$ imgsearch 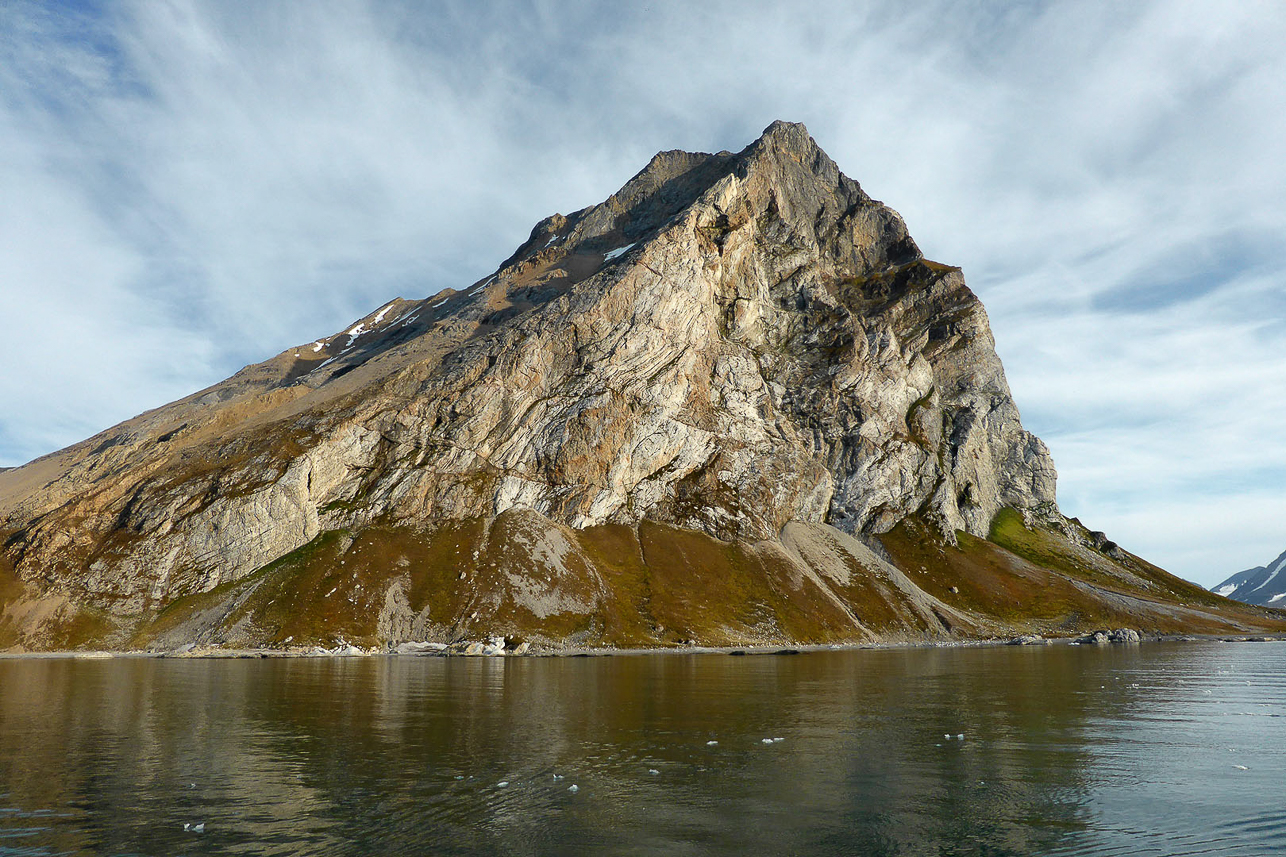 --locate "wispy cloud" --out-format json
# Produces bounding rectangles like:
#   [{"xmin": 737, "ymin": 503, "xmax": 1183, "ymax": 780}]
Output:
[{"xmin": 2, "ymin": 0, "xmax": 1282, "ymax": 584}]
